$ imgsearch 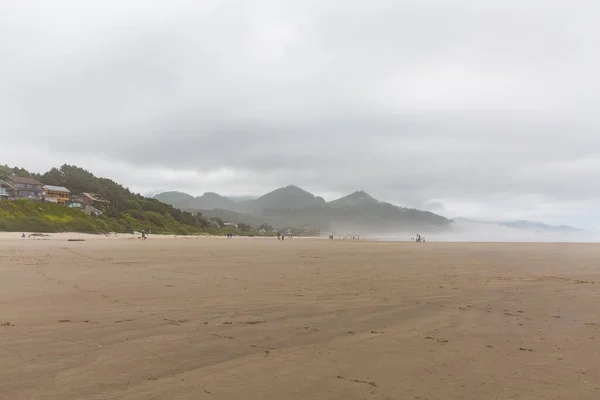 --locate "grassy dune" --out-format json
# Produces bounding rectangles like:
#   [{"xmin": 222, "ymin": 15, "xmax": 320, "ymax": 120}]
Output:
[{"xmin": 0, "ymin": 200, "xmax": 231, "ymax": 235}]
